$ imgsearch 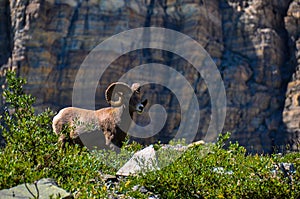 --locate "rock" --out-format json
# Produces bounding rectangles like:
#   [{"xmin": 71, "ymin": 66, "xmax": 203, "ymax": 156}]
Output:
[
  {"xmin": 116, "ymin": 145, "xmax": 157, "ymax": 176},
  {"xmin": 282, "ymin": 0, "xmax": 300, "ymax": 150},
  {"xmin": 158, "ymin": 140, "xmax": 205, "ymax": 151},
  {"xmin": 132, "ymin": 185, "xmax": 160, "ymax": 199},
  {"xmin": 100, "ymin": 173, "xmax": 118, "ymax": 183},
  {"xmin": 0, "ymin": 178, "xmax": 73, "ymax": 199},
  {"xmin": 212, "ymin": 167, "xmax": 234, "ymax": 175},
  {"xmin": 160, "ymin": 144, "xmax": 188, "ymax": 151},
  {"xmin": 280, "ymin": 163, "xmax": 296, "ymax": 174},
  {"xmin": 138, "ymin": 186, "xmax": 148, "ymax": 194},
  {"xmin": 0, "ymin": 0, "xmax": 10, "ymax": 66},
  {"xmin": 271, "ymin": 163, "xmax": 296, "ymax": 183},
  {"xmin": 265, "ymin": 114, "xmax": 281, "ymax": 131},
  {"xmin": 188, "ymin": 140, "xmax": 205, "ymax": 148}
]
